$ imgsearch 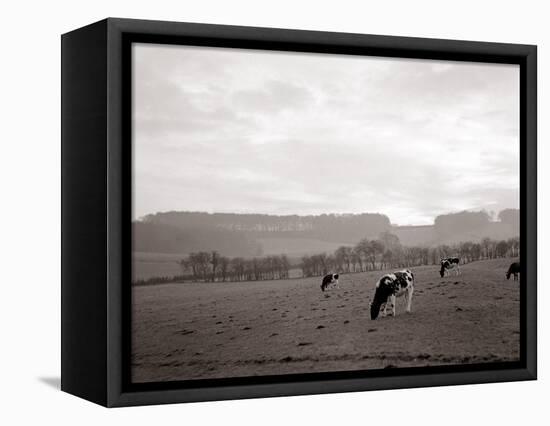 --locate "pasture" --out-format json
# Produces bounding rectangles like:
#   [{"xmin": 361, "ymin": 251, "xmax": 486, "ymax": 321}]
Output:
[
  {"xmin": 133, "ymin": 252, "xmax": 184, "ymax": 281},
  {"xmin": 131, "ymin": 257, "xmax": 520, "ymax": 383}
]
